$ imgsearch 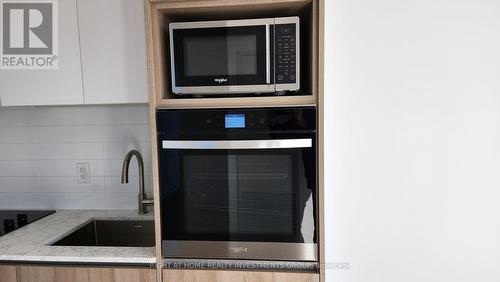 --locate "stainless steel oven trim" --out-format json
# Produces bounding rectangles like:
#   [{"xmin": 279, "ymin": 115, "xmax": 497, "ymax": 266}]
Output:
[
  {"xmin": 162, "ymin": 138, "xmax": 312, "ymax": 150},
  {"xmin": 163, "ymin": 240, "xmax": 318, "ymax": 262},
  {"xmin": 169, "ymin": 17, "xmax": 300, "ymax": 95}
]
